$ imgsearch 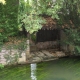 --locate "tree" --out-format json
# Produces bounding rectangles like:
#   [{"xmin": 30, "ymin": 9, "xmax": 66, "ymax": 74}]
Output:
[
  {"xmin": 0, "ymin": 0, "xmax": 19, "ymax": 45},
  {"xmin": 57, "ymin": 0, "xmax": 80, "ymax": 54},
  {"xmin": 18, "ymin": 0, "xmax": 64, "ymax": 34}
]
